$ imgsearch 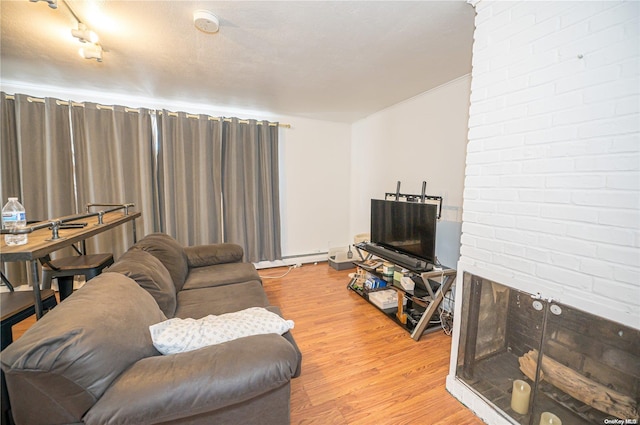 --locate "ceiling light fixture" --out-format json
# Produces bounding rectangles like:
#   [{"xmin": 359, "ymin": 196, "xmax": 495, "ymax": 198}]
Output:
[
  {"xmin": 29, "ymin": 0, "xmax": 58, "ymax": 9},
  {"xmin": 79, "ymin": 43, "xmax": 102, "ymax": 62},
  {"xmin": 71, "ymin": 22, "xmax": 99, "ymax": 44},
  {"xmin": 193, "ymin": 10, "xmax": 219, "ymax": 34},
  {"xmin": 30, "ymin": 0, "xmax": 106, "ymax": 62}
]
